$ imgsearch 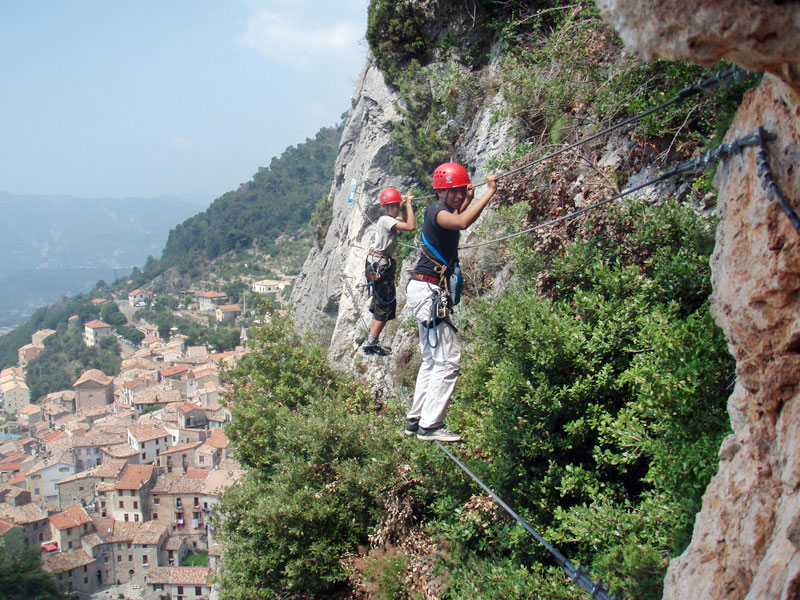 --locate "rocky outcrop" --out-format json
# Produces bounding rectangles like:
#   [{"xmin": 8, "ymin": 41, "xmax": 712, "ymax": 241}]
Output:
[
  {"xmin": 597, "ymin": 1, "xmax": 800, "ymax": 598},
  {"xmin": 290, "ymin": 59, "xmax": 412, "ymax": 356}
]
